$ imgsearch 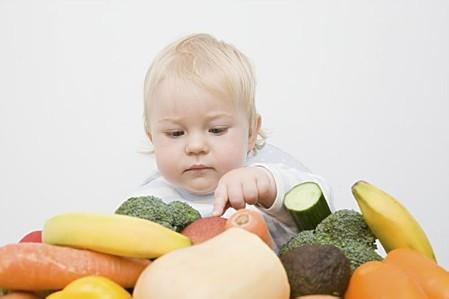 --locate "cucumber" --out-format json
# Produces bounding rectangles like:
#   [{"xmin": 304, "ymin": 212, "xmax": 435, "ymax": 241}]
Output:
[{"xmin": 283, "ymin": 182, "xmax": 331, "ymax": 231}]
